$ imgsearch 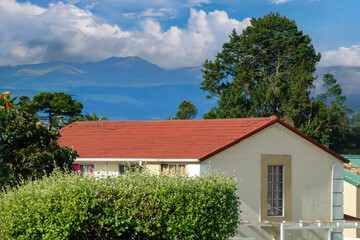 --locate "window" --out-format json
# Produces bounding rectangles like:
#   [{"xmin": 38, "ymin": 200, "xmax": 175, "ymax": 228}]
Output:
[
  {"xmin": 267, "ymin": 165, "xmax": 283, "ymax": 216},
  {"xmin": 75, "ymin": 164, "xmax": 94, "ymax": 175},
  {"xmin": 161, "ymin": 164, "xmax": 186, "ymax": 176},
  {"xmin": 261, "ymin": 154, "xmax": 291, "ymax": 222},
  {"xmin": 119, "ymin": 164, "xmax": 142, "ymax": 174}
]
